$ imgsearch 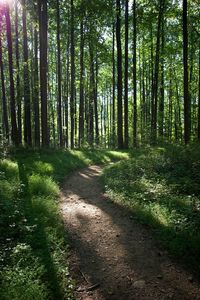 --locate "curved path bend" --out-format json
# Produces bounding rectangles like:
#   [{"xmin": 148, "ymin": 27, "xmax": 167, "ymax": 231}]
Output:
[{"xmin": 60, "ymin": 165, "xmax": 200, "ymax": 300}]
